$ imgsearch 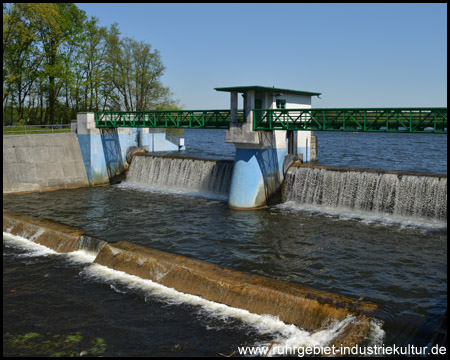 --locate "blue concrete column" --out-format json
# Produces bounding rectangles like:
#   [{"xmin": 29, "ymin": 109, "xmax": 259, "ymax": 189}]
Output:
[
  {"xmin": 76, "ymin": 113, "xmax": 109, "ymax": 185},
  {"xmin": 225, "ymin": 90, "xmax": 291, "ymax": 209},
  {"xmin": 76, "ymin": 113, "xmax": 139, "ymax": 185},
  {"xmin": 76, "ymin": 114, "xmax": 187, "ymax": 186},
  {"xmin": 229, "ymin": 145, "xmax": 287, "ymax": 209}
]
